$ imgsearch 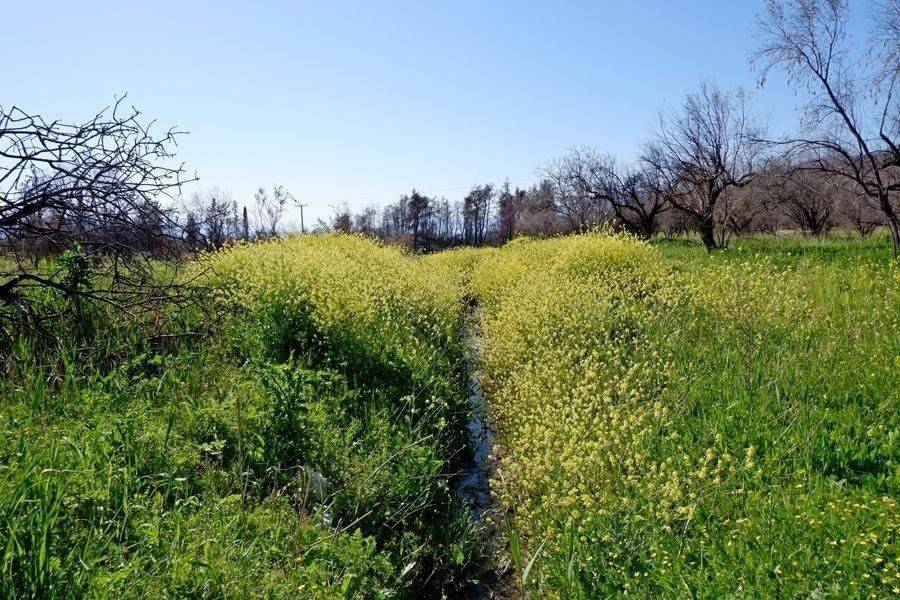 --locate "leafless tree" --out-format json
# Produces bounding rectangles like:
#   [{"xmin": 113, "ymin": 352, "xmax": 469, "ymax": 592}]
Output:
[
  {"xmin": 764, "ymin": 161, "xmax": 844, "ymax": 235},
  {"xmin": 328, "ymin": 203, "xmax": 353, "ymax": 233},
  {"xmin": 185, "ymin": 186, "xmax": 235, "ymax": 250},
  {"xmin": 433, "ymin": 197, "xmax": 459, "ymax": 242},
  {"xmin": 0, "ymin": 98, "xmax": 197, "ymax": 333},
  {"xmin": 406, "ymin": 189, "xmax": 432, "ymax": 251},
  {"xmin": 252, "ymin": 184, "xmax": 291, "ymax": 238},
  {"xmin": 463, "ymin": 184, "xmax": 493, "ymax": 245},
  {"xmin": 607, "ymin": 161, "xmax": 671, "ymax": 239},
  {"xmin": 353, "ymin": 204, "xmax": 379, "ymax": 236},
  {"xmin": 644, "ymin": 82, "xmax": 767, "ymax": 251},
  {"xmin": 721, "ymin": 178, "xmax": 778, "ymax": 238},
  {"xmin": 517, "ymin": 180, "xmax": 562, "ymax": 237},
  {"xmin": 540, "ymin": 149, "xmax": 610, "ymax": 232},
  {"xmin": 844, "ymin": 193, "xmax": 886, "ymax": 236},
  {"xmin": 754, "ymin": 0, "xmax": 900, "ymax": 253},
  {"xmin": 496, "ymin": 179, "xmax": 525, "ymax": 242},
  {"xmin": 542, "ymin": 147, "xmax": 670, "ymax": 239},
  {"xmin": 871, "ymin": 0, "xmax": 900, "ymax": 86}
]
